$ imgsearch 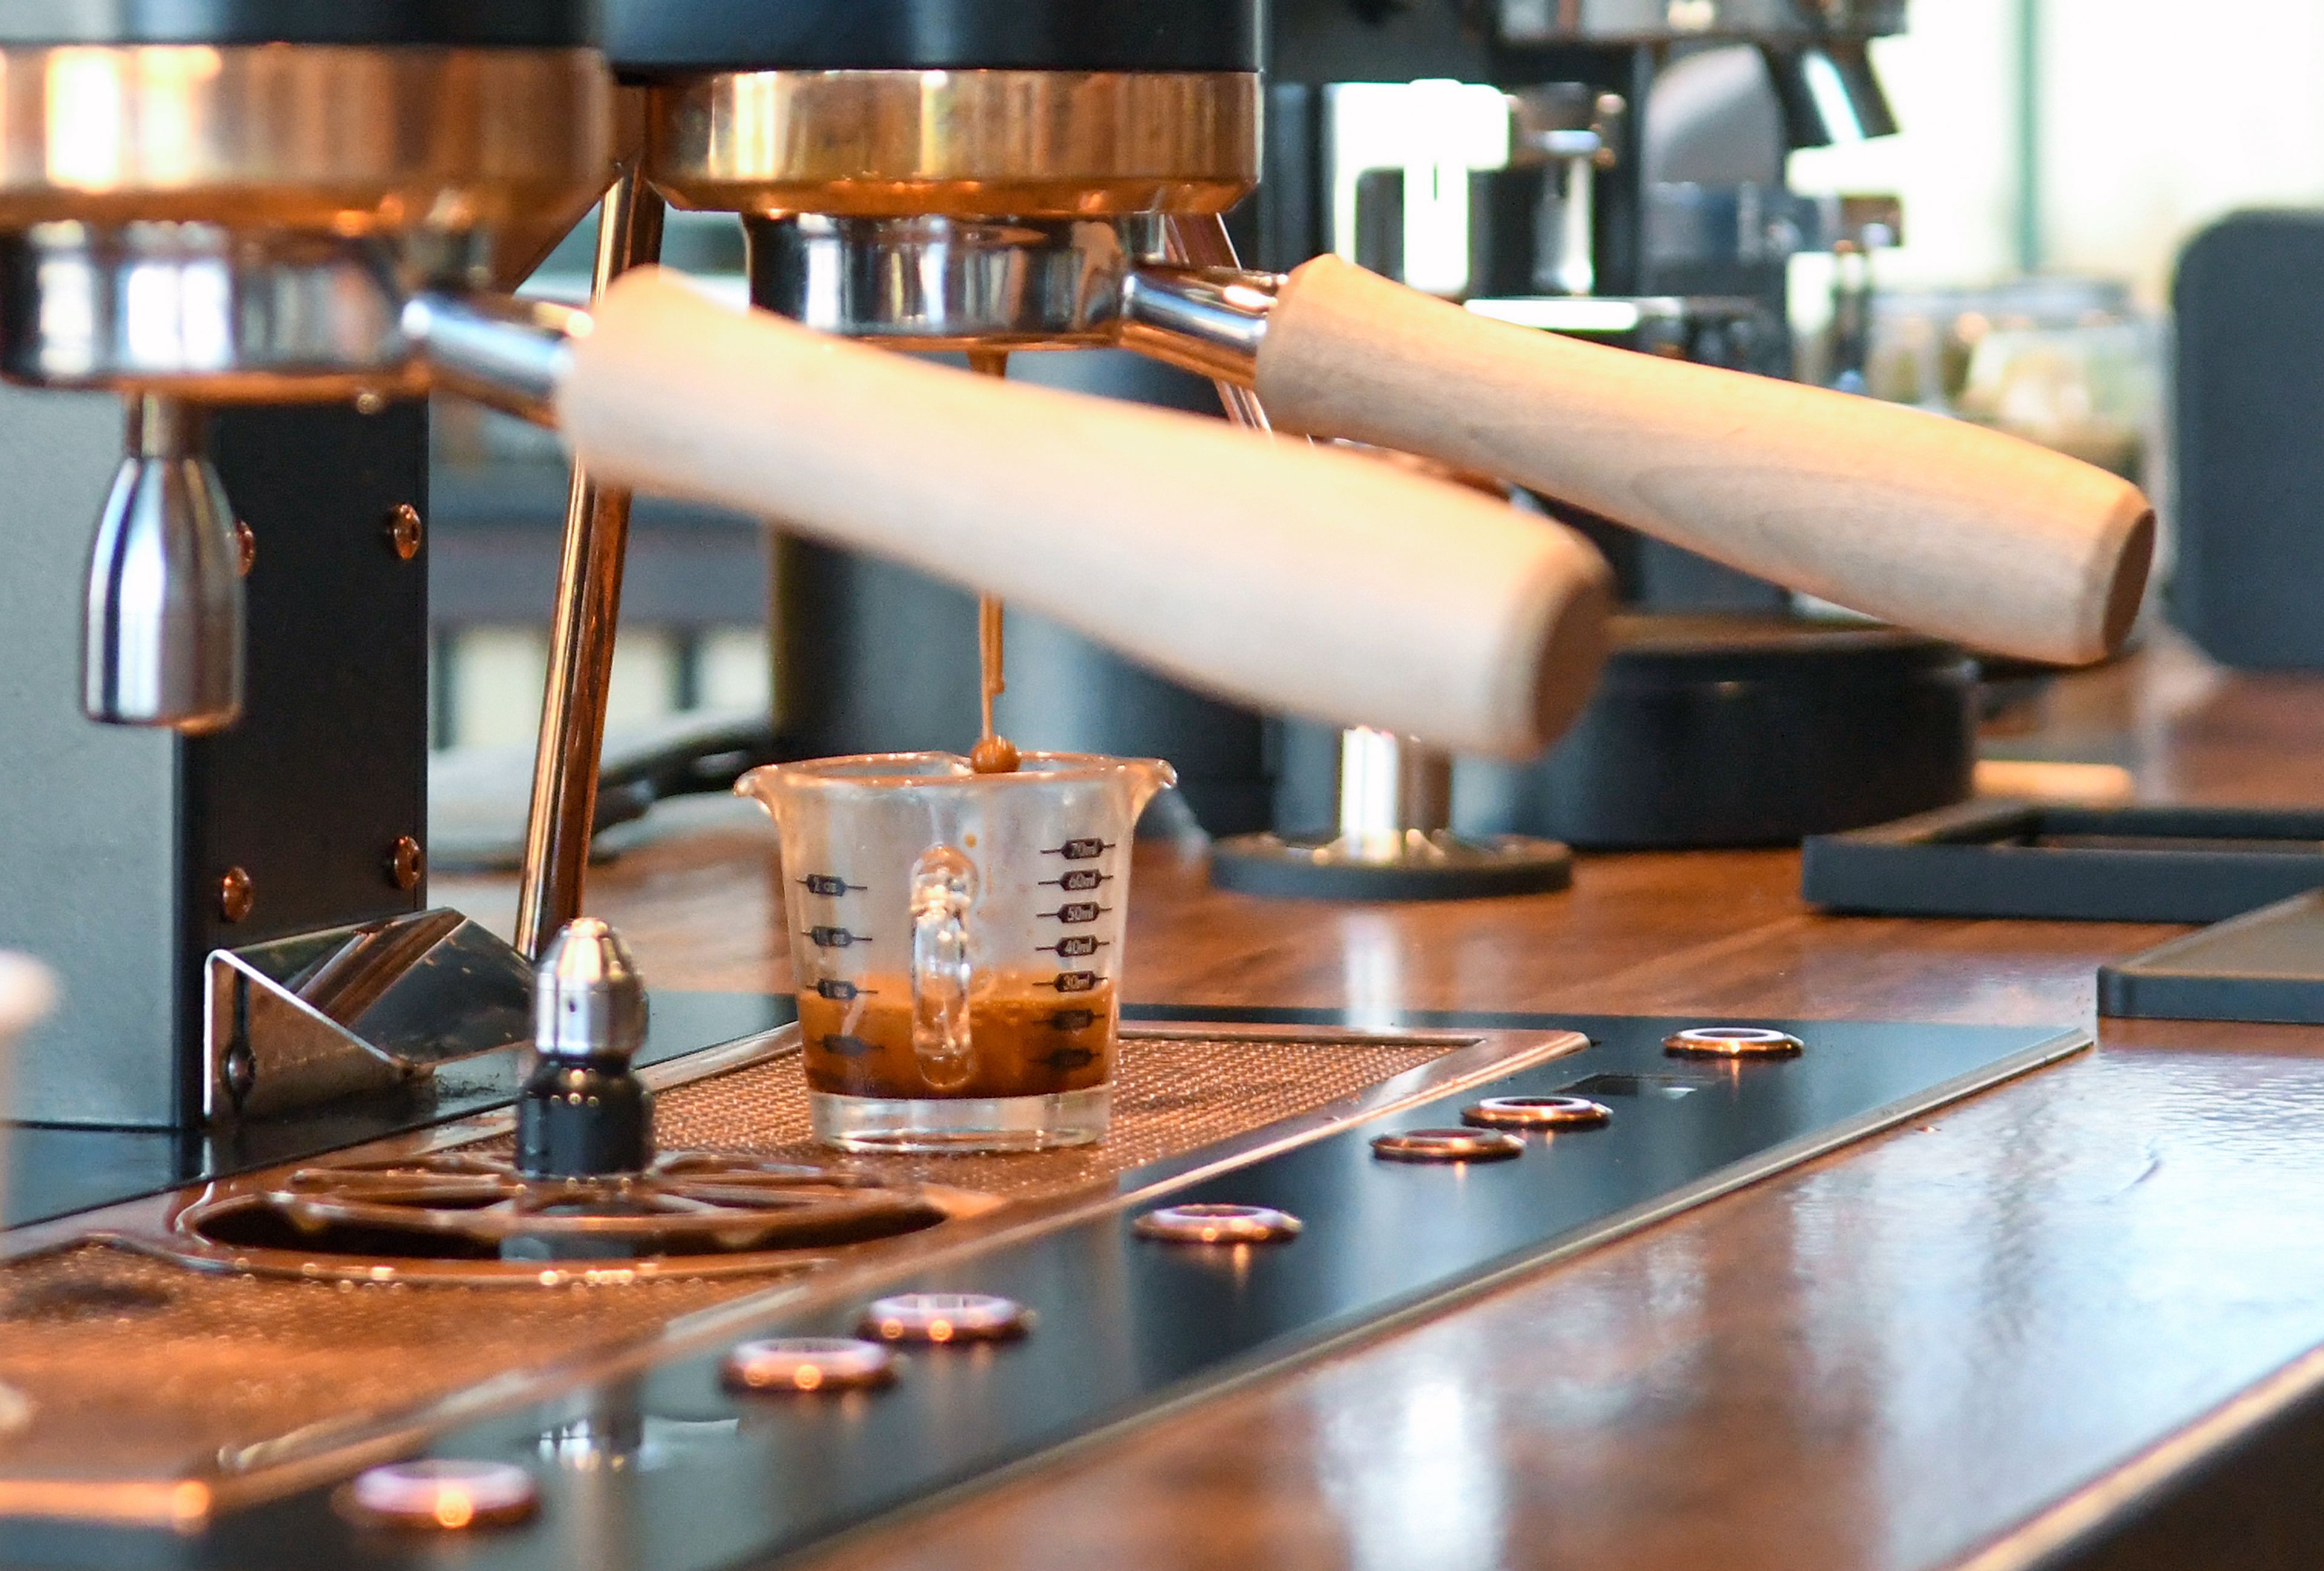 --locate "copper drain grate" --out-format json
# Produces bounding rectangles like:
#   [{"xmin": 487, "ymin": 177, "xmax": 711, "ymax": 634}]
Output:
[{"xmin": 0, "ymin": 1028, "xmax": 1468, "ymax": 1520}]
